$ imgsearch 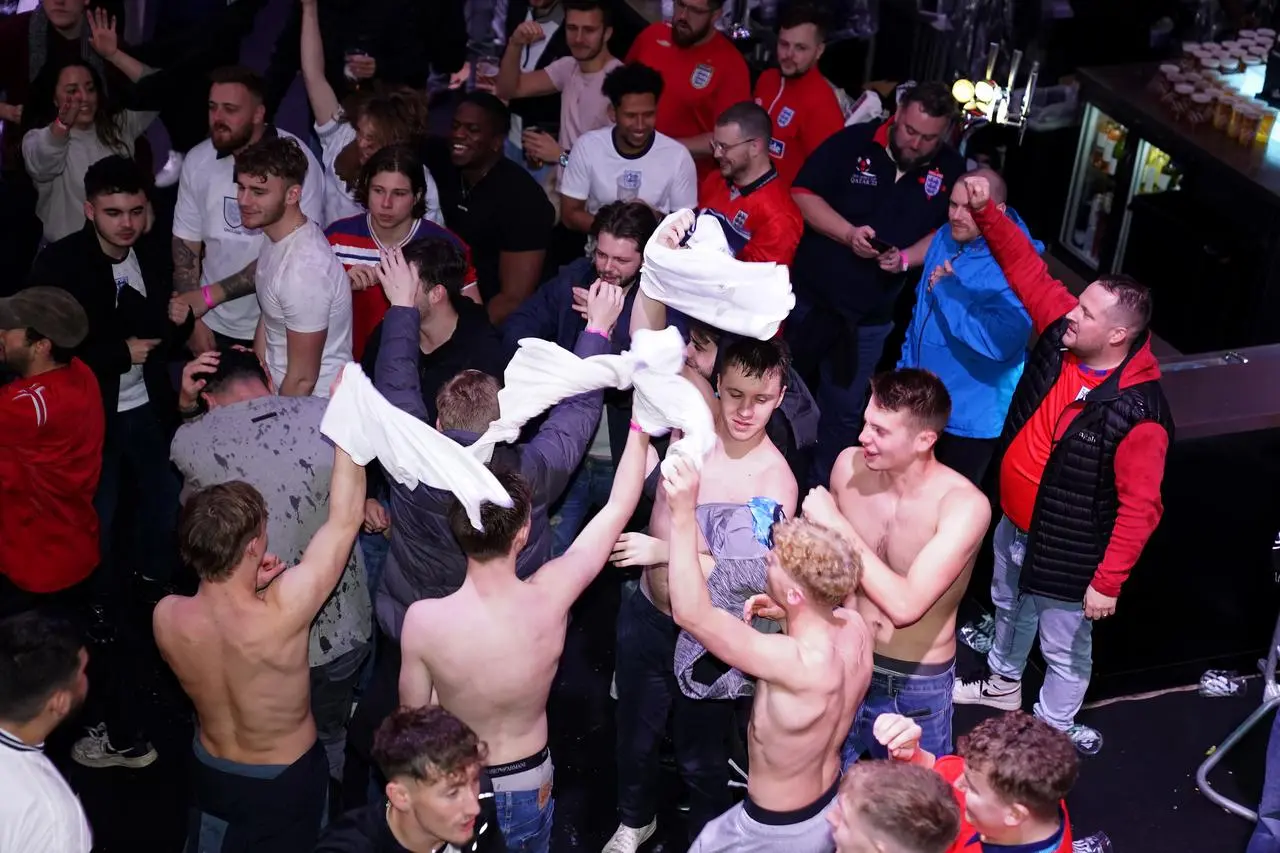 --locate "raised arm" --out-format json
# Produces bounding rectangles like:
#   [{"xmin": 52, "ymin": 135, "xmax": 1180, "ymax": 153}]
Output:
[
  {"xmin": 967, "ymin": 175, "xmax": 1076, "ymax": 335},
  {"xmin": 520, "ymin": 283, "xmax": 623, "ymax": 503},
  {"xmin": 495, "ymin": 22, "xmax": 558, "ymax": 100},
  {"xmin": 664, "ymin": 456, "xmax": 807, "ymax": 686},
  {"xmin": 21, "ymin": 122, "xmax": 73, "ymax": 182},
  {"xmin": 373, "ymin": 248, "xmax": 429, "ymax": 419},
  {"xmin": 813, "ymin": 464, "xmax": 990, "ymax": 628},
  {"xmin": 87, "ymin": 9, "xmax": 153, "ymax": 83},
  {"xmin": 534, "ymin": 427, "xmax": 650, "ymax": 610},
  {"xmin": 299, "ymin": 0, "xmax": 341, "ymax": 126},
  {"xmin": 272, "ymin": 444, "xmax": 366, "ymax": 631}
]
